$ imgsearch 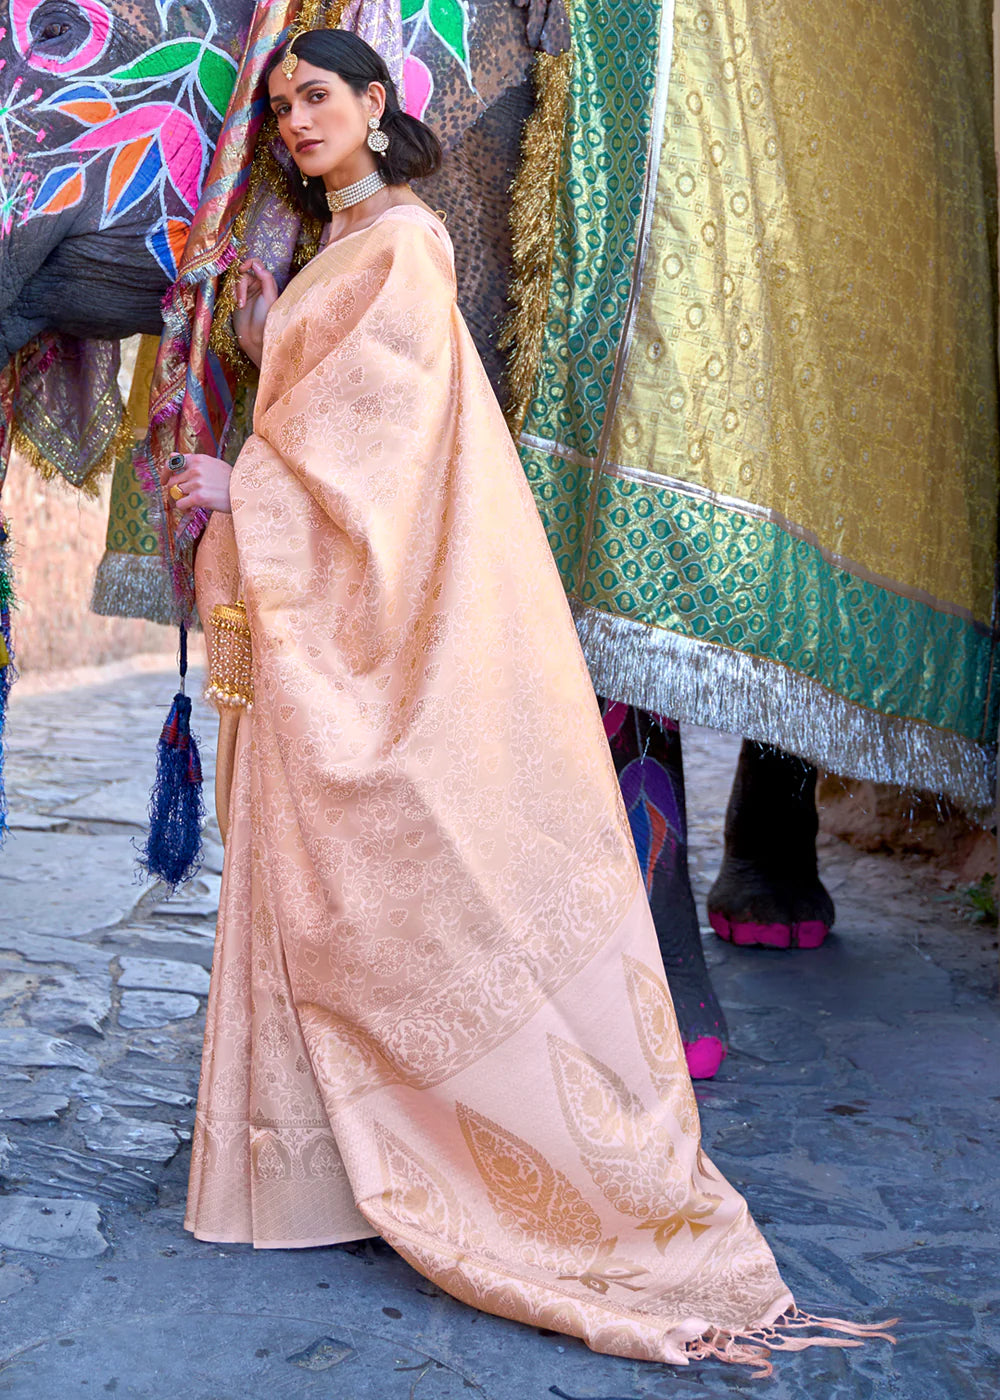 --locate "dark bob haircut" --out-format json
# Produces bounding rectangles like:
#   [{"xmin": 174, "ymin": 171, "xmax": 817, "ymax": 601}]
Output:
[{"xmin": 265, "ymin": 28, "xmax": 443, "ymax": 222}]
